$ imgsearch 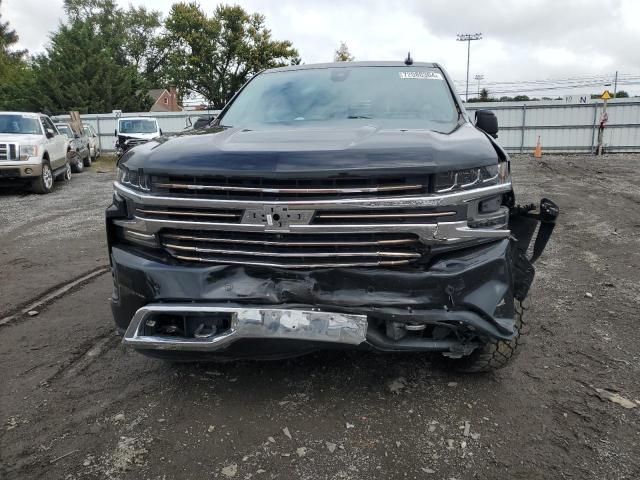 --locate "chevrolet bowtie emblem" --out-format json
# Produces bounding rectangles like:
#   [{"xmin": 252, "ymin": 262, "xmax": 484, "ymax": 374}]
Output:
[{"xmin": 242, "ymin": 206, "xmax": 315, "ymax": 231}]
